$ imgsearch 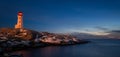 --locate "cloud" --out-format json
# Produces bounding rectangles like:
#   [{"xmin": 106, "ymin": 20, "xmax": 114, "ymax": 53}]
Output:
[
  {"xmin": 95, "ymin": 26, "xmax": 109, "ymax": 31},
  {"xmin": 64, "ymin": 28, "xmax": 110, "ymax": 36},
  {"xmin": 63, "ymin": 27, "xmax": 120, "ymax": 39},
  {"xmin": 103, "ymin": 30, "xmax": 120, "ymax": 39},
  {"xmin": 110, "ymin": 30, "xmax": 120, "ymax": 34}
]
